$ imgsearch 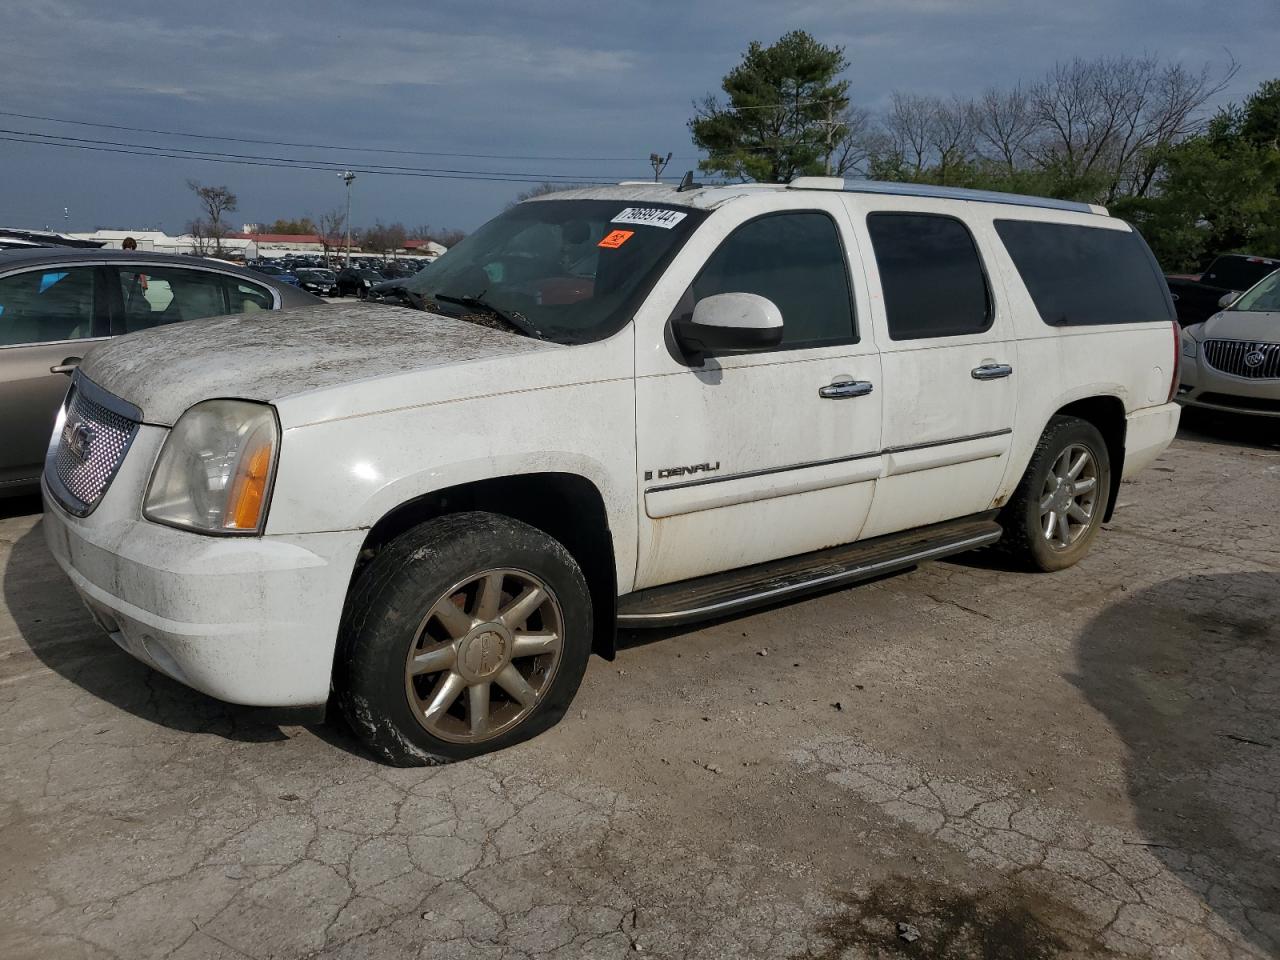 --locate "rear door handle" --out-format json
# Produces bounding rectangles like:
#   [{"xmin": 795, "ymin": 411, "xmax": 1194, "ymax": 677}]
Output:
[
  {"xmin": 50, "ymin": 357, "xmax": 81, "ymax": 376},
  {"xmin": 971, "ymin": 363, "xmax": 1013, "ymax": 381},
  {"xmin": 819, "ymin": 380, "xmax": 874, "ymax": 399}
]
